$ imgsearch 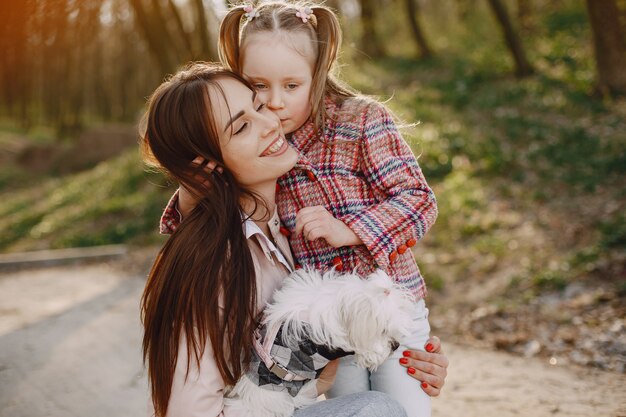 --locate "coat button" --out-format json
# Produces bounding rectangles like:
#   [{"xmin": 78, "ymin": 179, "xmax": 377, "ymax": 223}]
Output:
[
  {"xmin": 332, "ymin": 256, "xmax": 343, "ymax": 271},
  {"xmin": 279, "ymin": 226, "xmax": 291, "ymax": 237},
  {"xmin": 397, "ymin": 244, "xmax": 408, "ymax": 254},
  {"xmin": 306, "ymin": 170, "xmax": 317, "ymax": 181},
  {"xmin": 389, "ymin": 250, "xmax": 398, "ymax": 263},
  {"xmin": 406, "ymin": 238, "xmax": 417, "ymax": 247}
]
